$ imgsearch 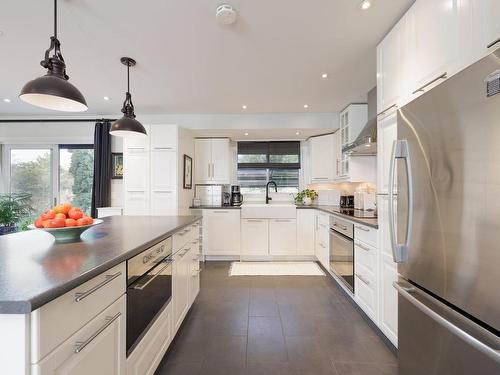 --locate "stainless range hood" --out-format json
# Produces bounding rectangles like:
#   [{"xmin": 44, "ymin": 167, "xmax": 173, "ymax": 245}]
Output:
[
  {"xmin": 342, "ymin": 87, "xmax": 377, "ymax": 155},
  {"xmin": 342, "ymin": 117, "xmax": 377, "ymax": 155}
]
